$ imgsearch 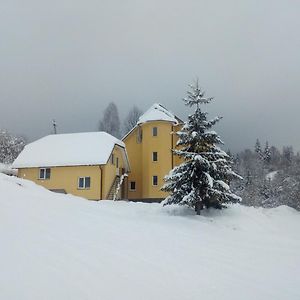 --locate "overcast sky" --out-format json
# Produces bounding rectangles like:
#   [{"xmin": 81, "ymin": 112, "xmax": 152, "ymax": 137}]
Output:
[{"xmin": 0, "ymin": 0, "xmax": 299, "ymax": 152}]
